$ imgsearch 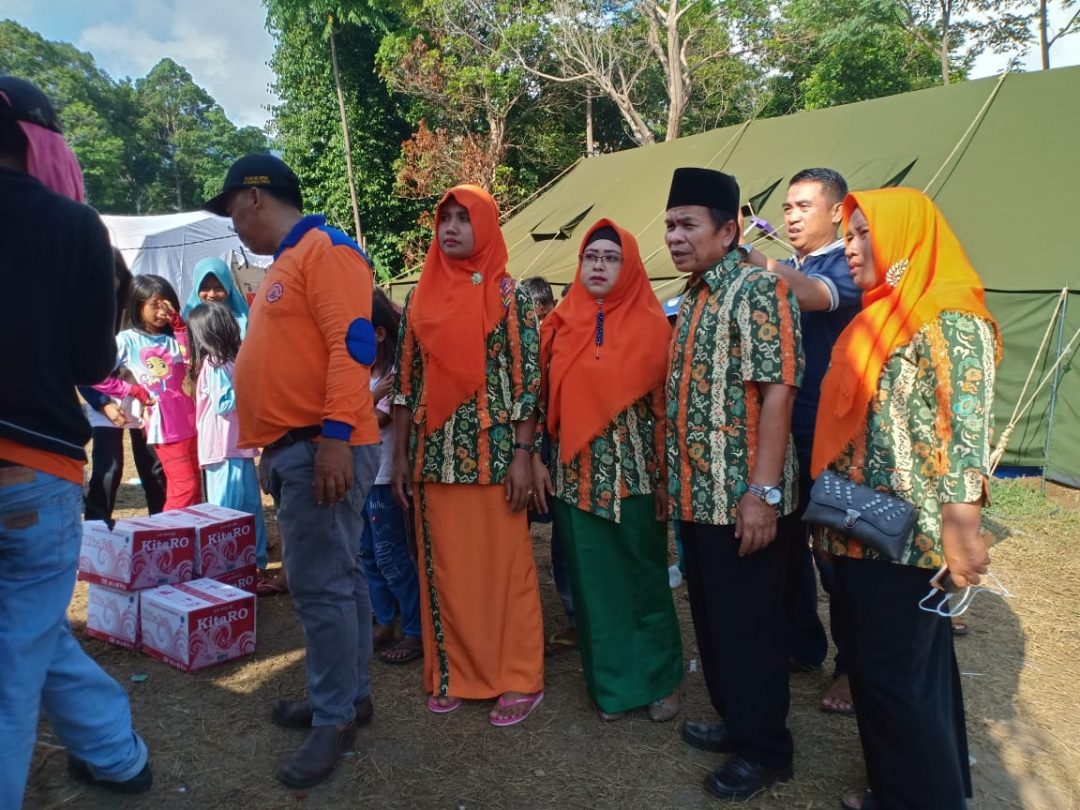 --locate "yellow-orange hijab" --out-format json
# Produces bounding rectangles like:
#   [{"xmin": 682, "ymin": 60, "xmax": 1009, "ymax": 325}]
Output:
[
  {"xmin": 540, "ymin": 219, "xmax": 671, "ymax": 462},
  {"xmin": 811, "ymin": 188, "xmax": 1000, "ymax": 477},
  {"xmin": 410, "ymin": 185, "xmax": 509, "ymax": 434}
]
